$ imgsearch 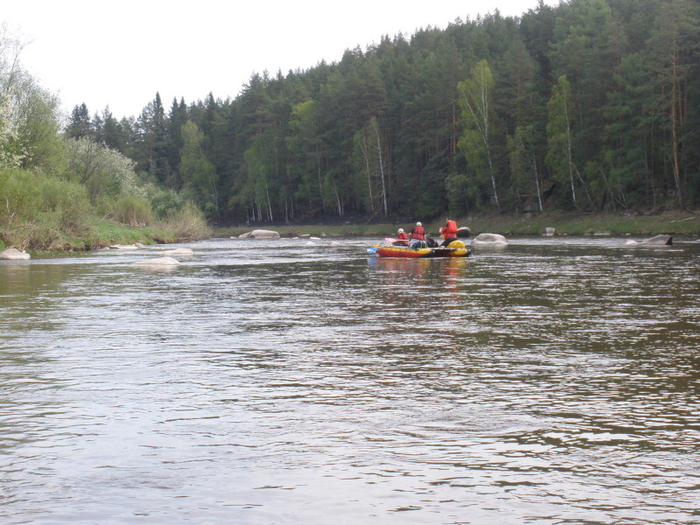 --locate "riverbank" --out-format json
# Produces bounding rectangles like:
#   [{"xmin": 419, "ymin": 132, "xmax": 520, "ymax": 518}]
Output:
[
  {"xmin": 0, "ymin": 215, "xmax": 212, "ymax": 254},
  {"xmin": 4, "ymin": 210, "xmax": 697, "ymax": 255},
  {"xmin": 215, "ymin": 211, "xmax": 700, "ymax": 239}
]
